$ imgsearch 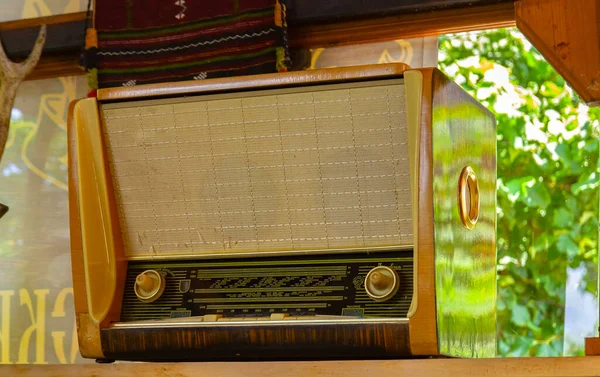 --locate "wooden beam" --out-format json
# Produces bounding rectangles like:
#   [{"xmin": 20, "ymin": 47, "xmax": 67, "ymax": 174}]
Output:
[
  {"xmin": 4, "ymin": 357, "xmax": 600, "ymax": 377},
  {"xmin": 25, "ymin": 49, "xmax": 83, "ymax": 81},
  {"xmin": 289, "ymin": 2, "xmax": 516, "ymax": 48},
  {"xmin": 586, "ymin": 337, "xmax": 600, "ymax": 356},
  {"xmin": 0, "ymin": 12, "xmax": 86, "ymax": 80},
  {"xmin": 515, "ymin": 0, "xmax": 600, "ymax": 106},
  {"xmin": 287, "ymin": 0, "xmax": 515, "ymax": 25},
  {"xmin": 0, "ymin": 3, "xmax": 515, "ymax": 81},
  {"xmin": 0, "ymin": 12, "xmax": 86, "ymax": 31}
]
